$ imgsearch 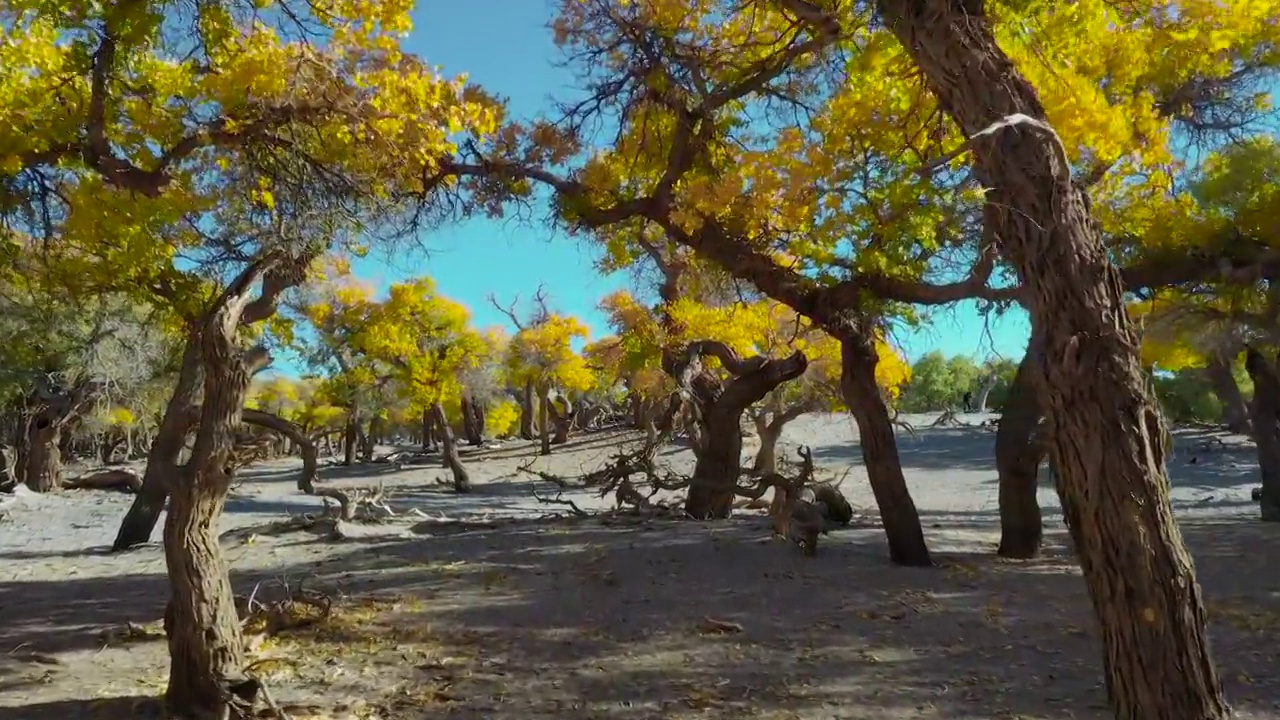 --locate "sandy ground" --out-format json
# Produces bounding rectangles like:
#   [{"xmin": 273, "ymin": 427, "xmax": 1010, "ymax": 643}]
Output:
[{"xmin": 0, "ymin": 411, "xmax": 1275, "ymax": 720}]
